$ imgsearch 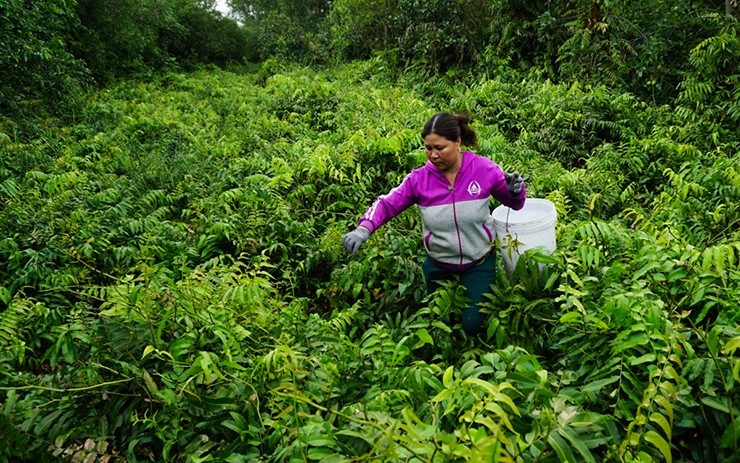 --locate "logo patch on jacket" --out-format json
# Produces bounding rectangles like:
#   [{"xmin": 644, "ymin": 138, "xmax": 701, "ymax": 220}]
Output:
[{"xmin": 467, "ymin": 181, "xmax": 481, "ymax": 196}]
